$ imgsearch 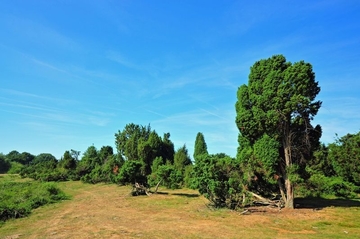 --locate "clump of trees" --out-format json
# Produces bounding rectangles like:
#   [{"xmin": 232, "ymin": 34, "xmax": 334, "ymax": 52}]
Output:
[
  {"xmin": 192, "ymin": 55, "xmax": 359, "ymax": 209},
  {"xmin": 3, "ymin": 124, "xmax": 192, "ymax": 194},
  {"xmin": 115, "ymin": 124, "xmax": 191, "ymax": 190},
  {"xmin": 2, "ymin": 54, "xmax": 359, "ymax": 211}
]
